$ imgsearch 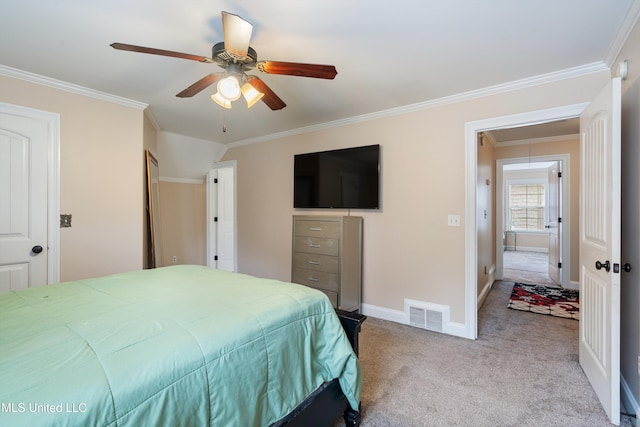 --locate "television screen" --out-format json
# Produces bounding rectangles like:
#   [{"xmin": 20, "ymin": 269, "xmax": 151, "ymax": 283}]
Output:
[{"xmin": 294, "ymin": 144, "xmax": 380, "ymax": 209}]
